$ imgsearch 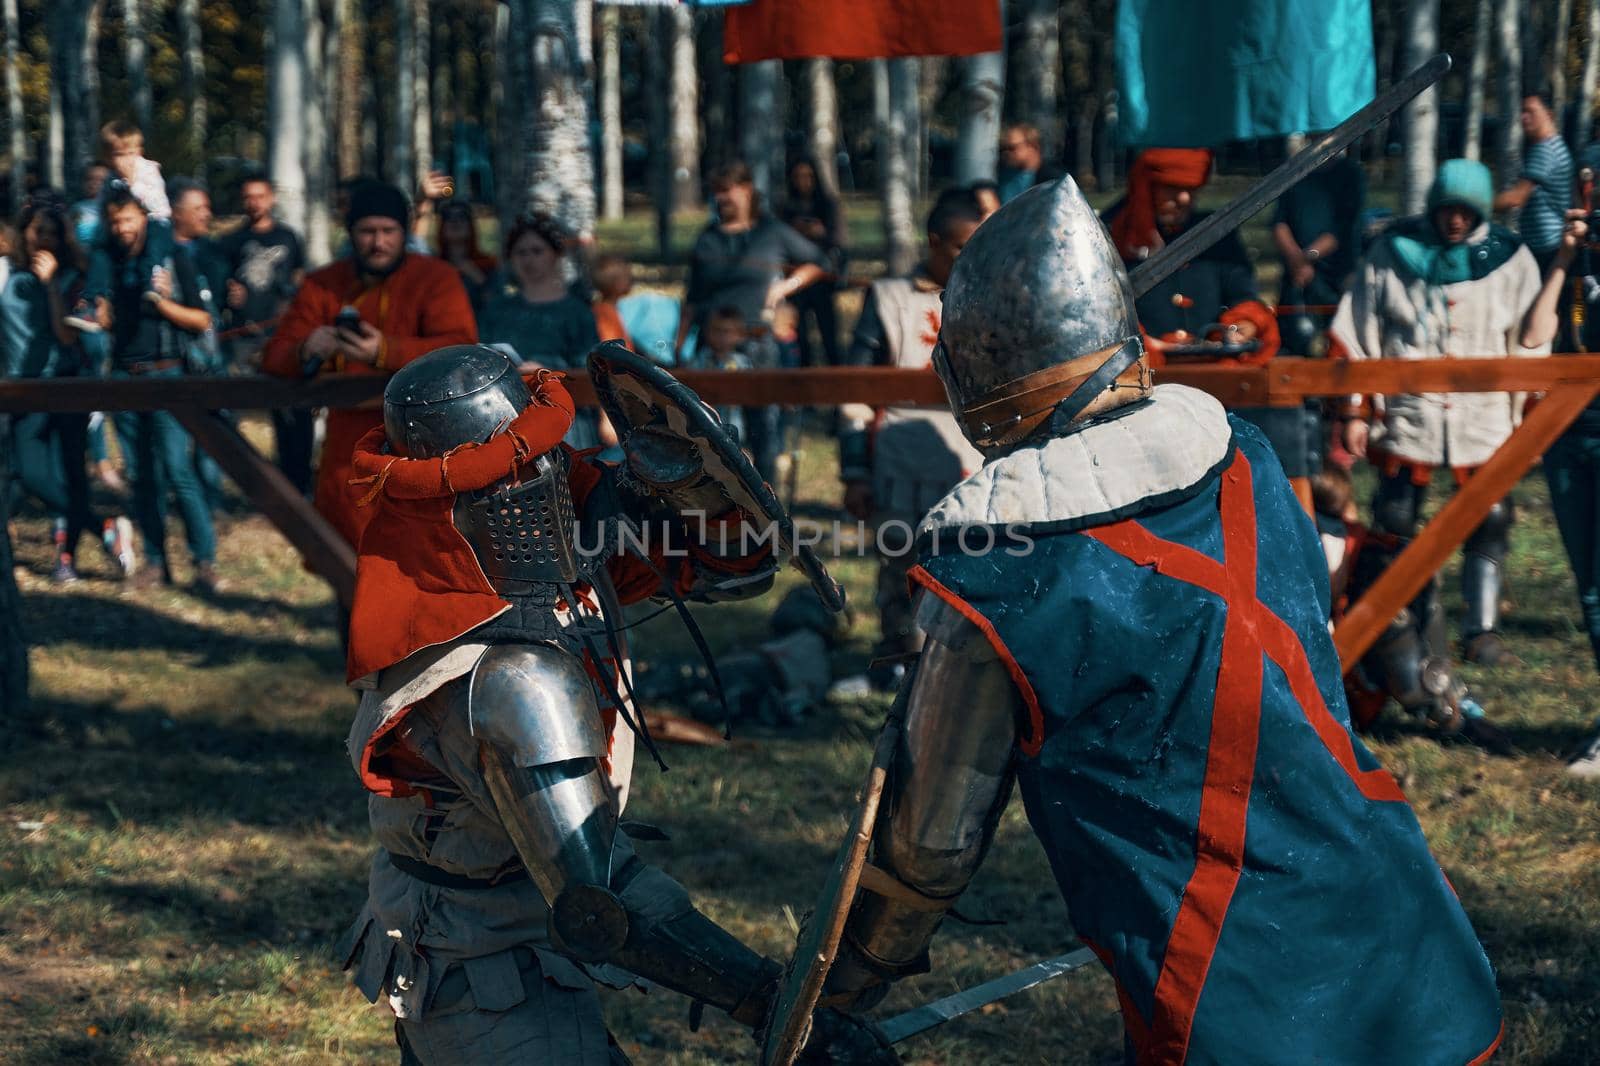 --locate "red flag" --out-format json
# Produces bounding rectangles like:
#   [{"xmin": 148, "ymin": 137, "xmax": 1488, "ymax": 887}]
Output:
[{"xmin": 724, "ymin": 0, "xmax": 1001, "ymax": 62}]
